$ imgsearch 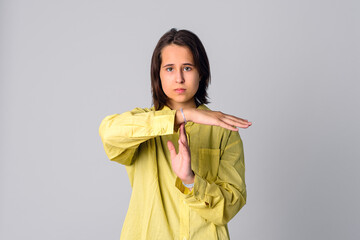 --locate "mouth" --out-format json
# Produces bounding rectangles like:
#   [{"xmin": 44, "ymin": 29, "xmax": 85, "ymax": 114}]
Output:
[{"xmin": 175, "ymin": 88, "xmax": 186, "ymax": 93}]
